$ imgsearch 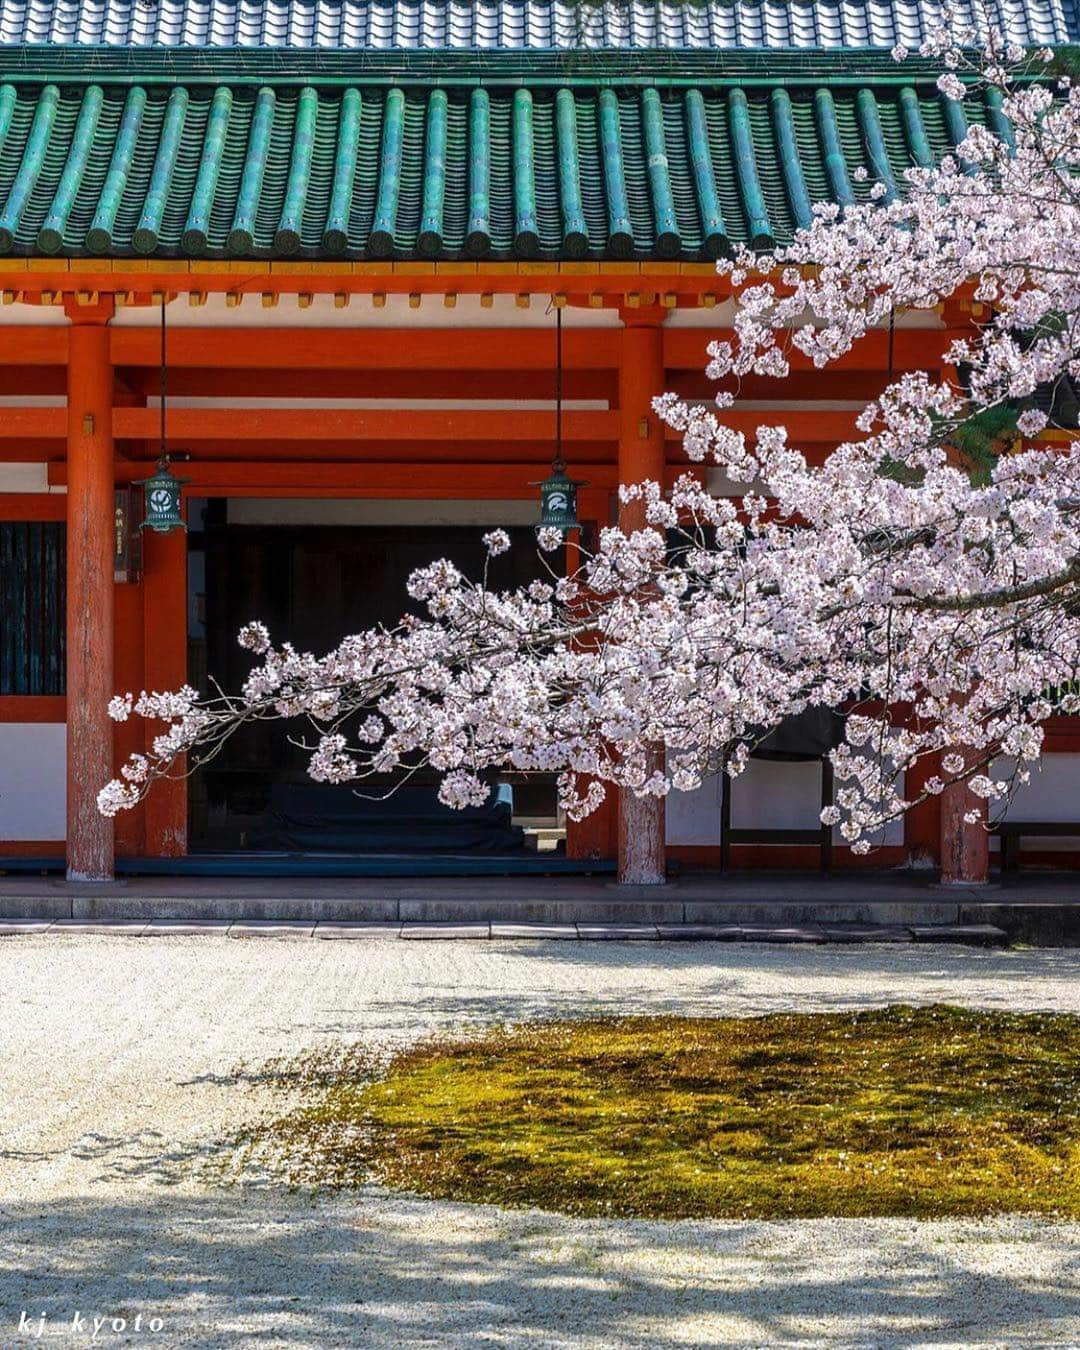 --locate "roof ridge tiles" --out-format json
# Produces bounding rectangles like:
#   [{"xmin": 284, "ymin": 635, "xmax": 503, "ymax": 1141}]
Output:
[{"xmin": 0, "ymin": 0, "xmax": 1075, "ymax": 52}]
